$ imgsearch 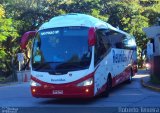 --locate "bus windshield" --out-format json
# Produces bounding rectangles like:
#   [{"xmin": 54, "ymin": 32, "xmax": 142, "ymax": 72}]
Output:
[{"xmin": 32, "ymin": 27, "xmax": 91, "ymax": 74}]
